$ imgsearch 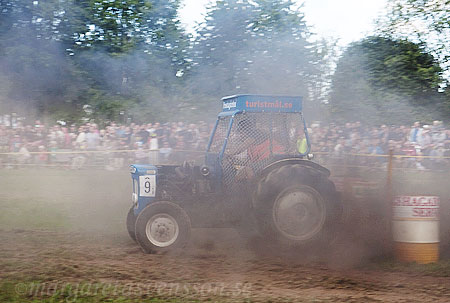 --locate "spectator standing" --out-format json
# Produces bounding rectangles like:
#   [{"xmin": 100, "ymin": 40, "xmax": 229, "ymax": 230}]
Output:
[
  {"xmin": 333, "ymin": 137, "xmax": 346, "ymax": 158},
  {"xmin": 75, "ymin": 126, "xmax": 87, "ymax": 150},
  {"xmin": 62, "ymin": 127, "xmax": 73, "ymax": 149},
  {"xmin": 409, "ymin": 122, "xmax": 422, "ymax": 143},
  {"xmin": 159, "ymin": 141, "xmax": 173, "ymax": 163},
  {"xmin": 86, "ymin": 126, "xmax": 100, "ymax": 150},
  {"xmin": 368, "ymin": 138, "xmax": 384, "ymax": 155},
  {"xmin": 429, "ymin": 143, "xmax": 447, "ymax": 170},
  {"xmin": 418, "ymin": 125, "xmax": 433, "ymax": 155},
  {"xmin": 17, "ymin": 143, "xmax": 31, "ymax": 165},
  {"xmin": 432, "ymin": 127, "xmax": 446, "ymax": 146},
  {"xmin": 136, "ymin": 125, "xmax": 150, "ymax": 146},
  {"xmin": 35, "ymin": 145, "xmax": 49, "ymax": 165},
  {"xmin": 149, "ymin": 132, "xmax": 159, "ymax": 164}
]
